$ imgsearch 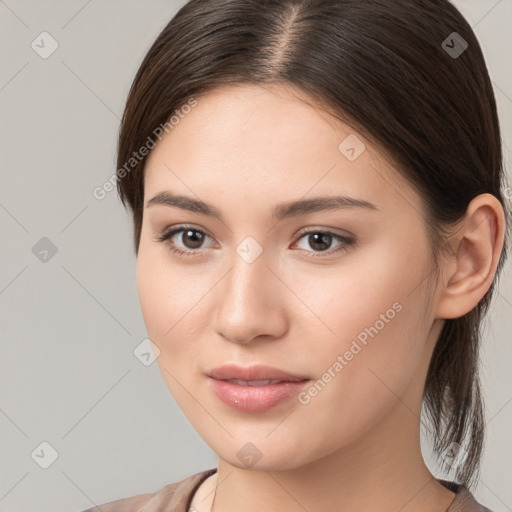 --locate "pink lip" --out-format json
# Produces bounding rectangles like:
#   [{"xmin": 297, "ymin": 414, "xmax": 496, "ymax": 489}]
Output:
[
  {"xmin": 208, "ymin": 364, "xmax": 309, "ymax": 382},
  {"xmin": 207, "ymin": 364, "xmax": 310, "ymax": 412}
]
